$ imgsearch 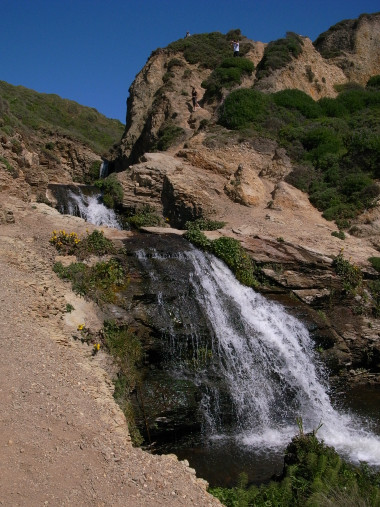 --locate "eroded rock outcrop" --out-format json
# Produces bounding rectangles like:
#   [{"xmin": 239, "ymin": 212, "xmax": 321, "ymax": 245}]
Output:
[
  {"xmin": 314, "ymin": 12, "xmax": 380, "ymax": 85},
  {"xmin": 0, "ymin": 129, "xmax": 102, "ymax": 201}
]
